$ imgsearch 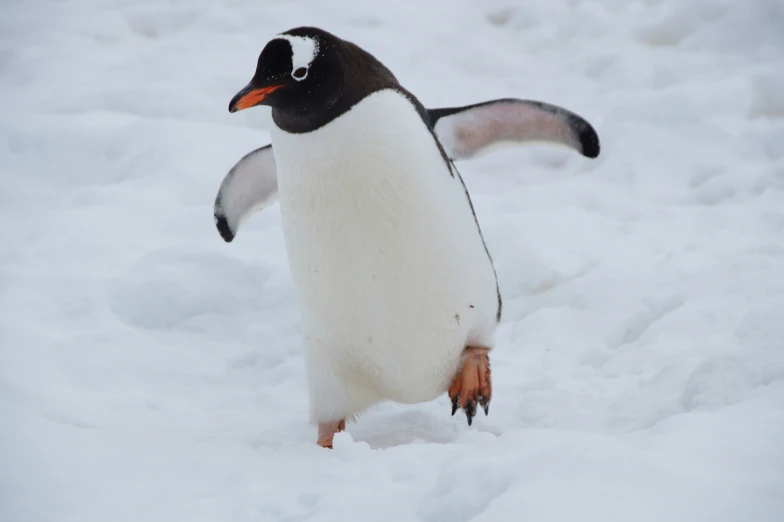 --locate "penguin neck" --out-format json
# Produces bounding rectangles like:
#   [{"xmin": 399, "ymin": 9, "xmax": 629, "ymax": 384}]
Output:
[{"xmin": 271, "ymin": 92, "xmax": 343, "ymax": 134}]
